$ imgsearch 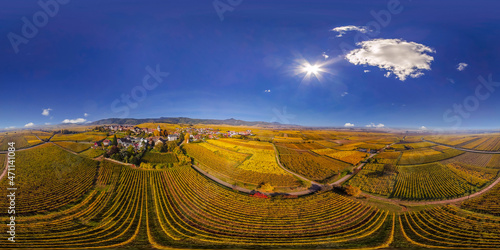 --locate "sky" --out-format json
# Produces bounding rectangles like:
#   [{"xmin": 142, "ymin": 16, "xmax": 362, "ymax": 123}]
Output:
[{"xmin": 1, "ymin": 0, "xmax": 500, "ymax": 130}]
